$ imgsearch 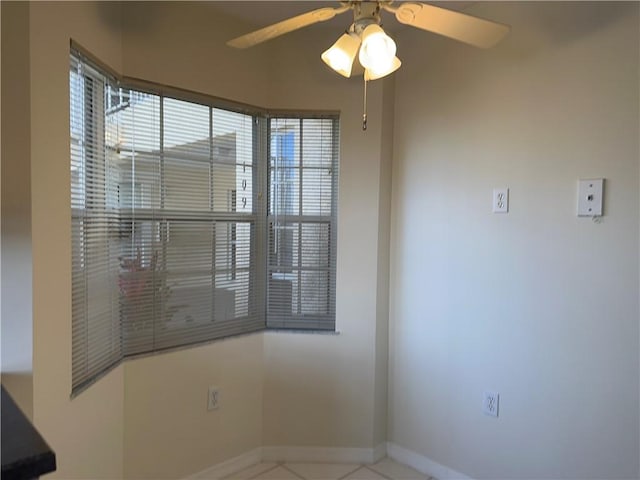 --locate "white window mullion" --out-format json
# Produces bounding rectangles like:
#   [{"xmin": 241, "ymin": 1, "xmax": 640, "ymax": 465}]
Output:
[{"xmin": 297, "ymin": 118, "xmax": 303, "ymax": 316}]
